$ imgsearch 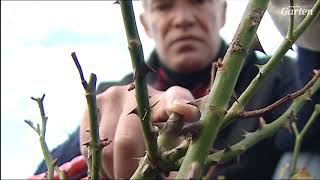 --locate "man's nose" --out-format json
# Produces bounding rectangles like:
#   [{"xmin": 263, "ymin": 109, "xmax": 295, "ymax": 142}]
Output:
[{"xmin": 172, "ymin": 6, "xmax": 196, "ymax": 30}]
